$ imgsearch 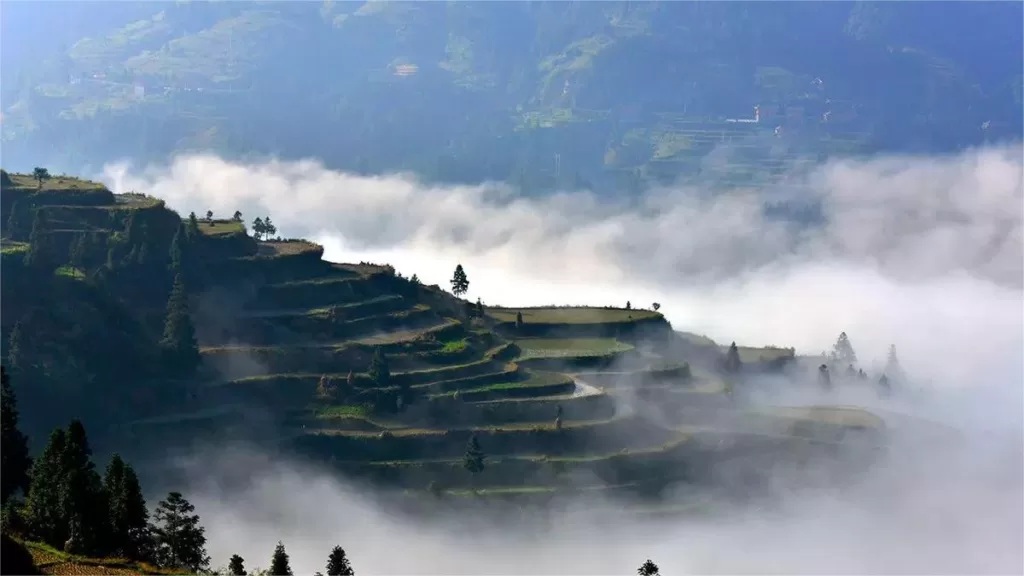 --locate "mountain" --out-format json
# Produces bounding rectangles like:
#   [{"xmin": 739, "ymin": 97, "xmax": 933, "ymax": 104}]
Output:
[
  {"xmin": 2, "ymin": 1, "xmax": 1021, "ymax": 191},
  {"xmin": 0, "ymin": 169, "xmax": 884, "ymax": 506}
]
